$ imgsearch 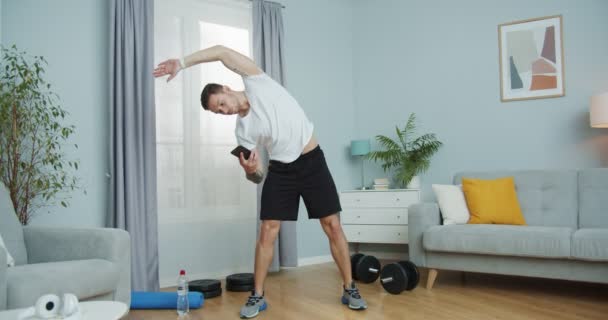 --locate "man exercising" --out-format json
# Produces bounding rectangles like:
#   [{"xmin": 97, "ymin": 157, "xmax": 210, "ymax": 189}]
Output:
[{"xmin": 153, "ymin": 45, "xmax": 367, "ymax": 318}]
